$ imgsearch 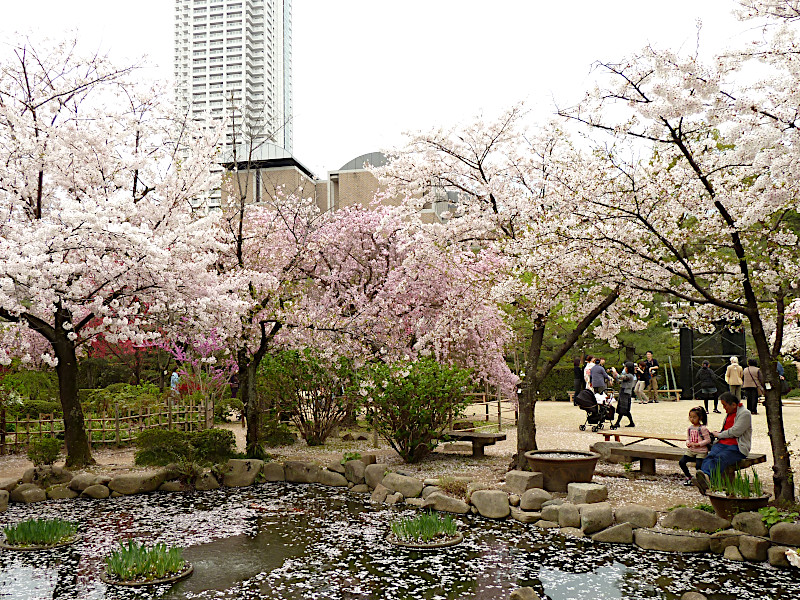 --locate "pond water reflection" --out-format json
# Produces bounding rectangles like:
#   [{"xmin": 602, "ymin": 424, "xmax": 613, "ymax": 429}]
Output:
[{"xmin": 0, "ymin": 483, "xmax": 797, "ymax": 599}]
